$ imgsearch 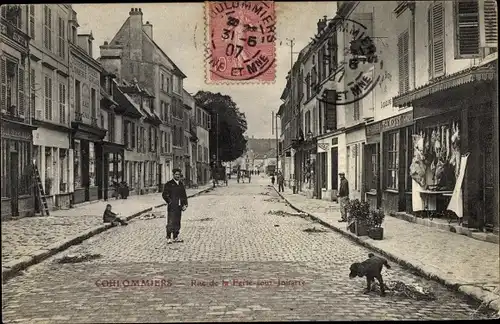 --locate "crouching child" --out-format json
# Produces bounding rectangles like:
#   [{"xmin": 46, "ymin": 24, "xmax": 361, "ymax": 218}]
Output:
[{"xmin": 103, "ymin": 204, "xmax": 128, "ymax": 226}]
